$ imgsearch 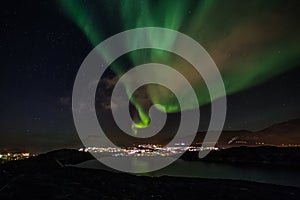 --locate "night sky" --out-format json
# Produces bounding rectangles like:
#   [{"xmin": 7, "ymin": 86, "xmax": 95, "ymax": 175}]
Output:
[{"xmin": 1, "ymin": 0, "xmax": 300, "ymax": 153}]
